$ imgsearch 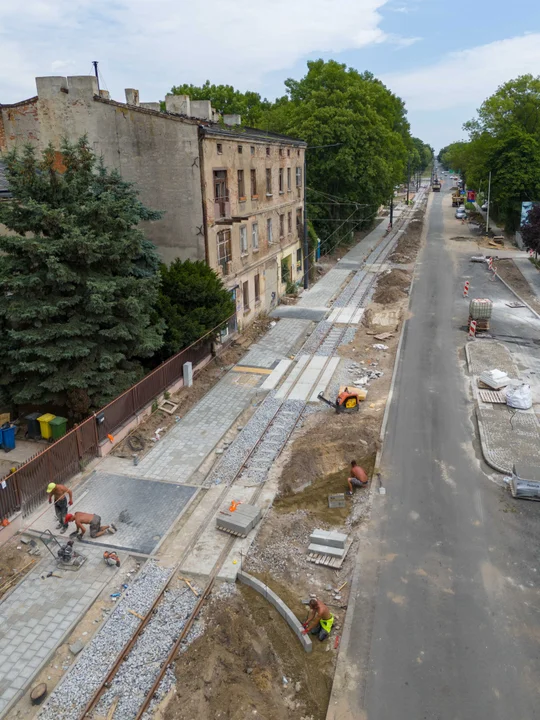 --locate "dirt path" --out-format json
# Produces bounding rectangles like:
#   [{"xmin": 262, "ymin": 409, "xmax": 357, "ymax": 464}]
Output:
[{"xmin": 494, "ymin": 259, "xmax": 540, "ymax": 313}]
